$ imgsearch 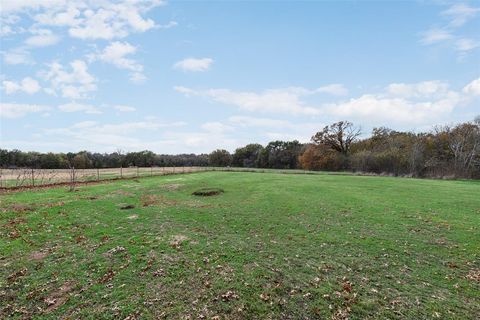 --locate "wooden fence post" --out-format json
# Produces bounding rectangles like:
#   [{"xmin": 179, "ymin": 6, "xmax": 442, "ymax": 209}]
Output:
[
  {"xmin": 69, "ymin": 166, "xmax": 76, "ymax": 191},
  {"xmin": 97, "ymin": 168, "xmax": 100, "ymax": 181},
  {"xmin": 120, "ymin": 166, "xmax": 123, "ymax": 178},
  {"xmin": 31, "ymin": 168, "xmax": 35, "ymax": 187},
  {"xmin": 137, "ymin": 166, "xmax": 139, "ymax": 177}
]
